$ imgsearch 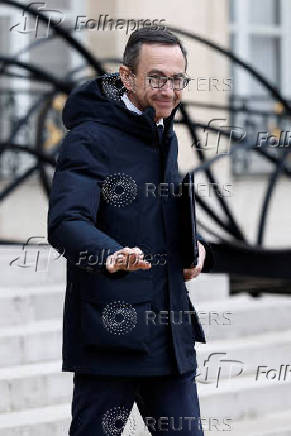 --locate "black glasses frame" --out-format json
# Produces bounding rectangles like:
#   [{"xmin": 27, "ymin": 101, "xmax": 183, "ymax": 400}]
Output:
[{"xmin": 146, "ymin": 74, "xmax": 191, "ymax": 90}]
